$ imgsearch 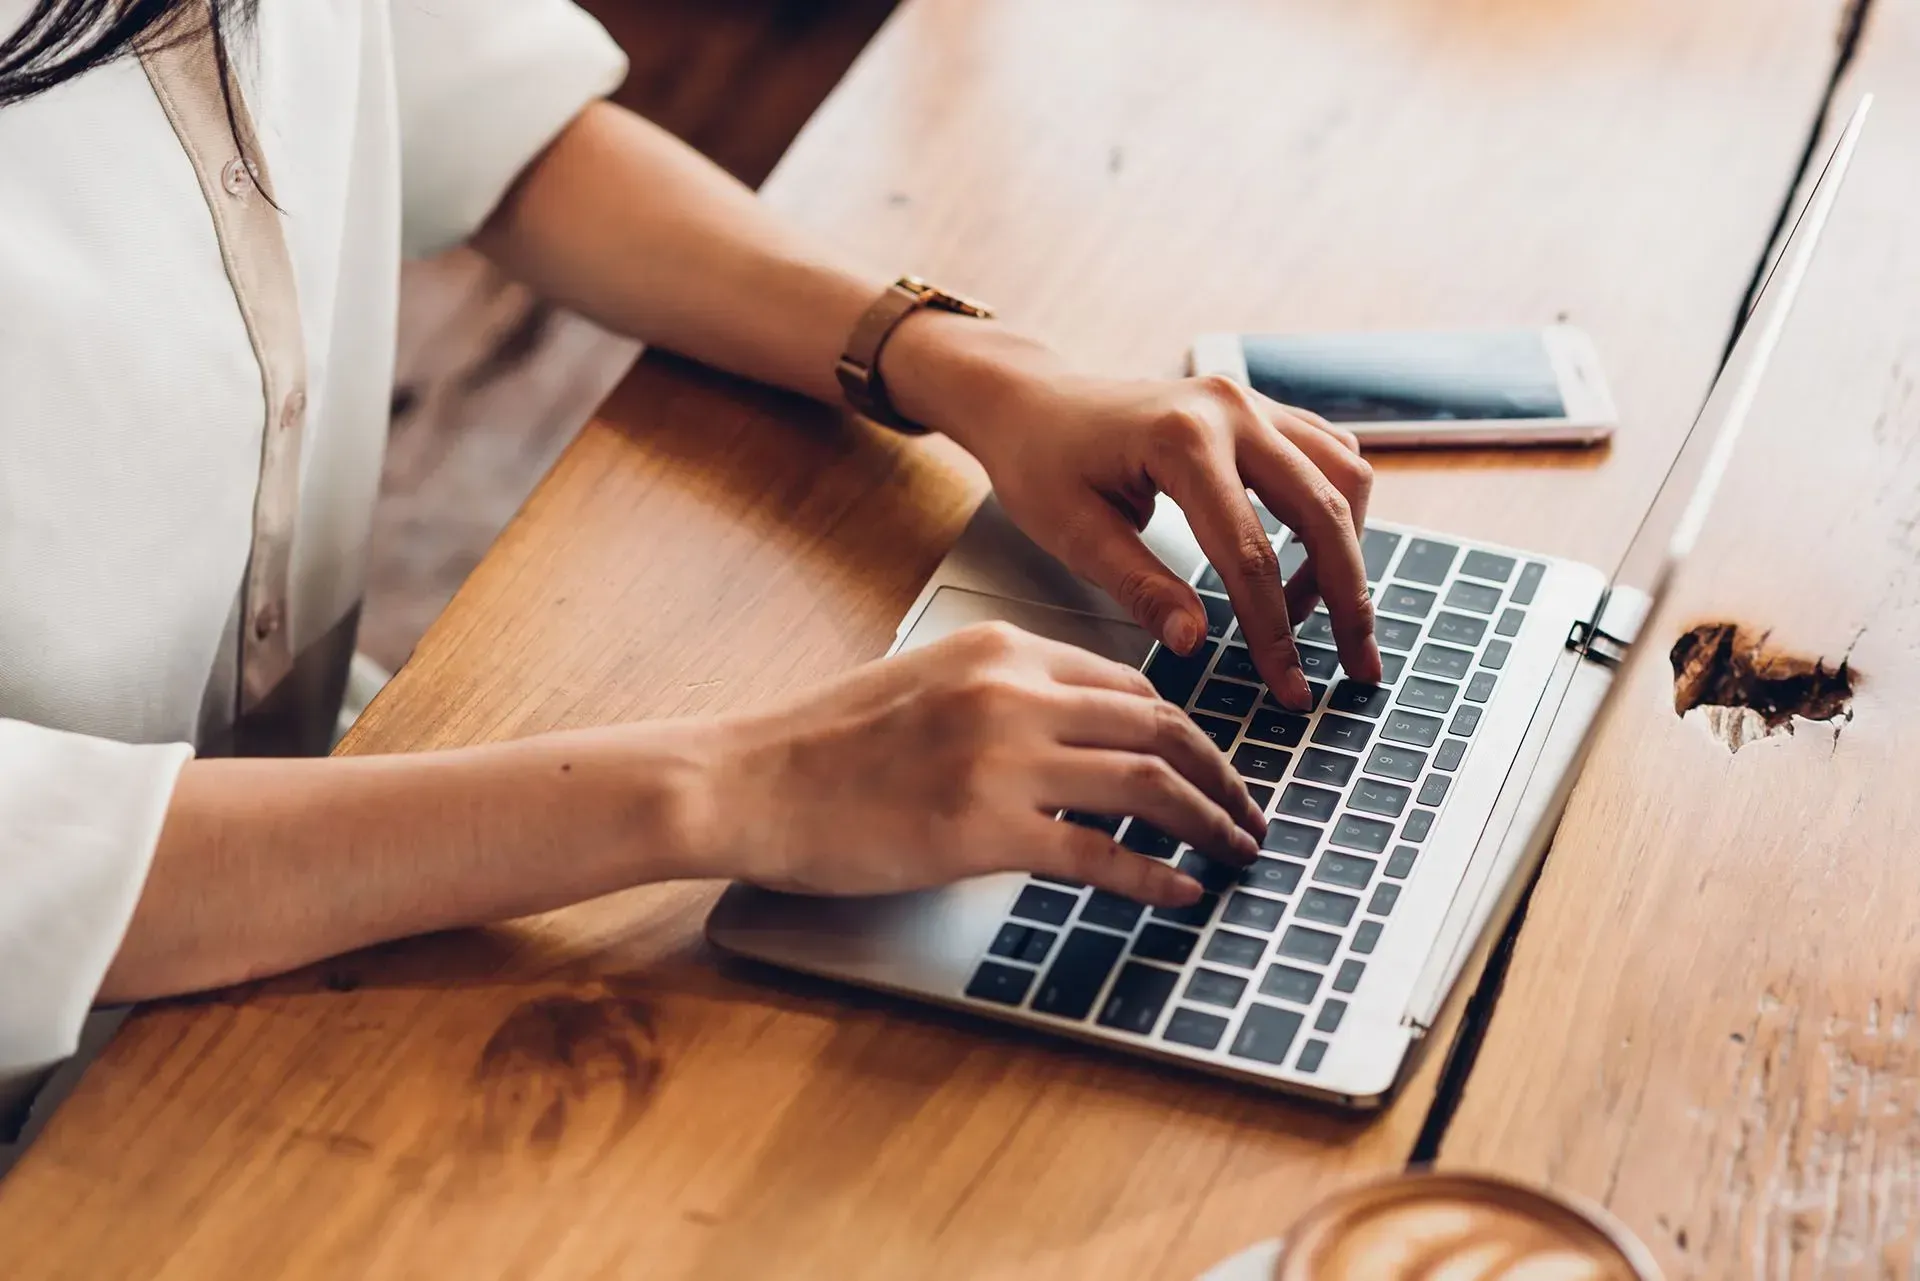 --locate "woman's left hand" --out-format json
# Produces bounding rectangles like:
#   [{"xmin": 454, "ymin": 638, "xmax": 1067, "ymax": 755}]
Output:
[{"xmin": 885, "ymin": 319, "xmax": 1382, "ymax": 709}]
